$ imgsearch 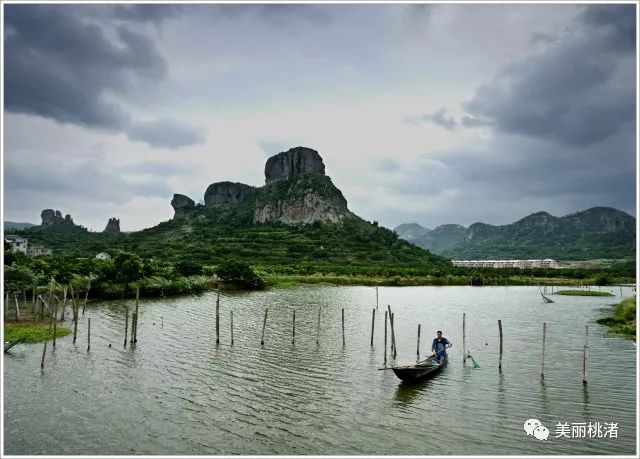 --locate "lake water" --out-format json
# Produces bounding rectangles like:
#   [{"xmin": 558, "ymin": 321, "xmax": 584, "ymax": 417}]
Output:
[{"xmin": 3, "ymin": 286, "xmax": 637, "ymax": 455}]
